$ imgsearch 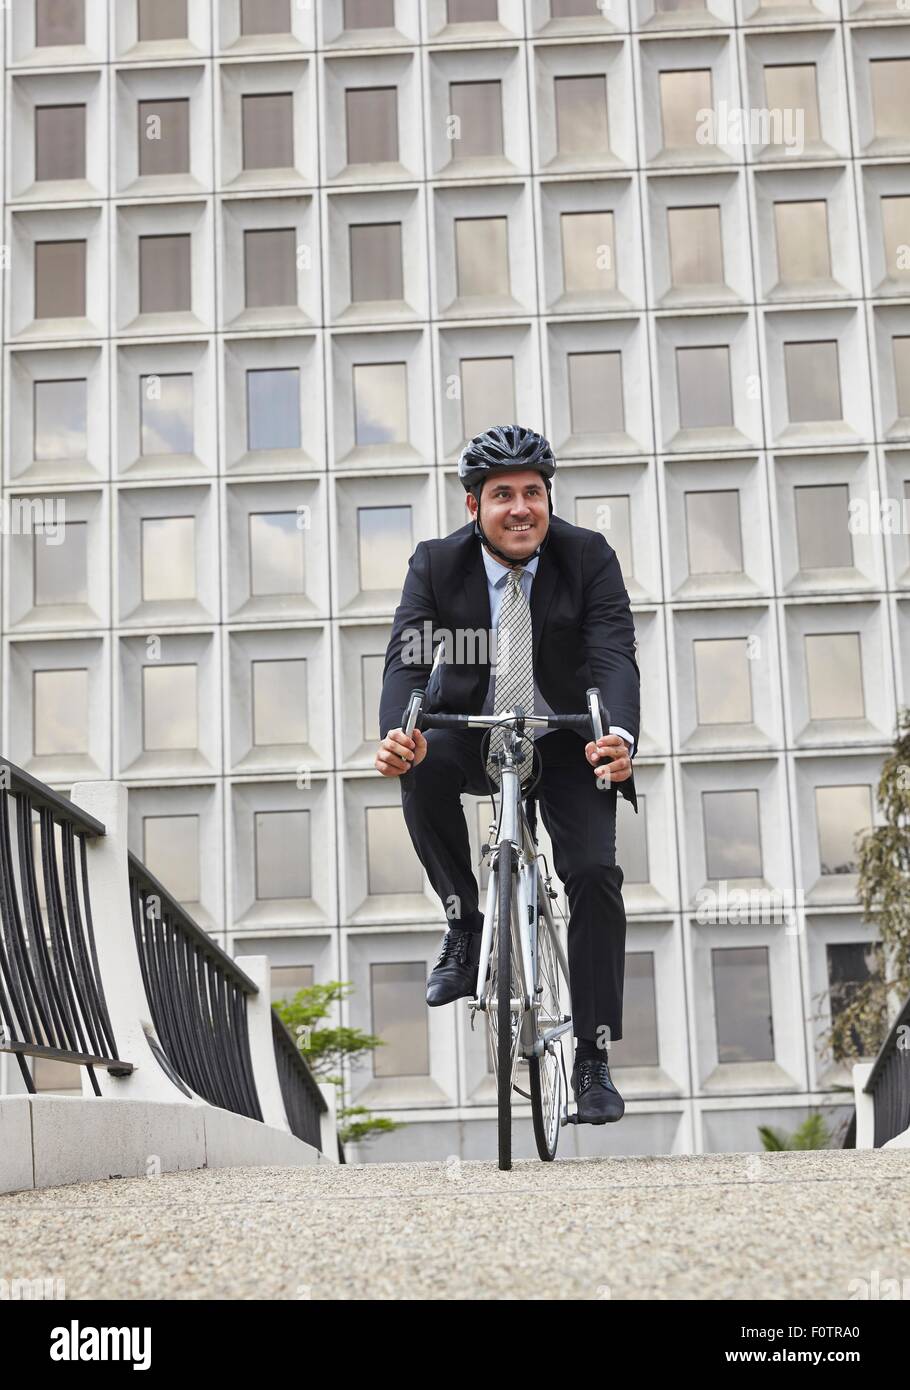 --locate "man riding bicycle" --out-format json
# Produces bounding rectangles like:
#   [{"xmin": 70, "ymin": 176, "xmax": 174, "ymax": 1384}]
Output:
[{"xmin": 375, "ymin": 424, "xmax": 639, "ymax": 1124}]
